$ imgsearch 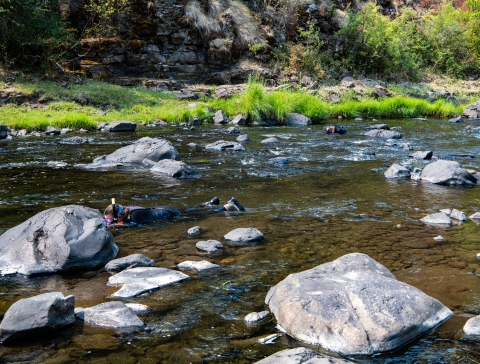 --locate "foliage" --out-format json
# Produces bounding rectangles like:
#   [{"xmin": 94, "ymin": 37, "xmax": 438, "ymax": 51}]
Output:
[
  {"xmin": 0, "ymin": 0, "xmax": 73, "ymax": 66},
  {"xmin": 84, "ymin": 0, "xmax": 131, "ymax": 38}
]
